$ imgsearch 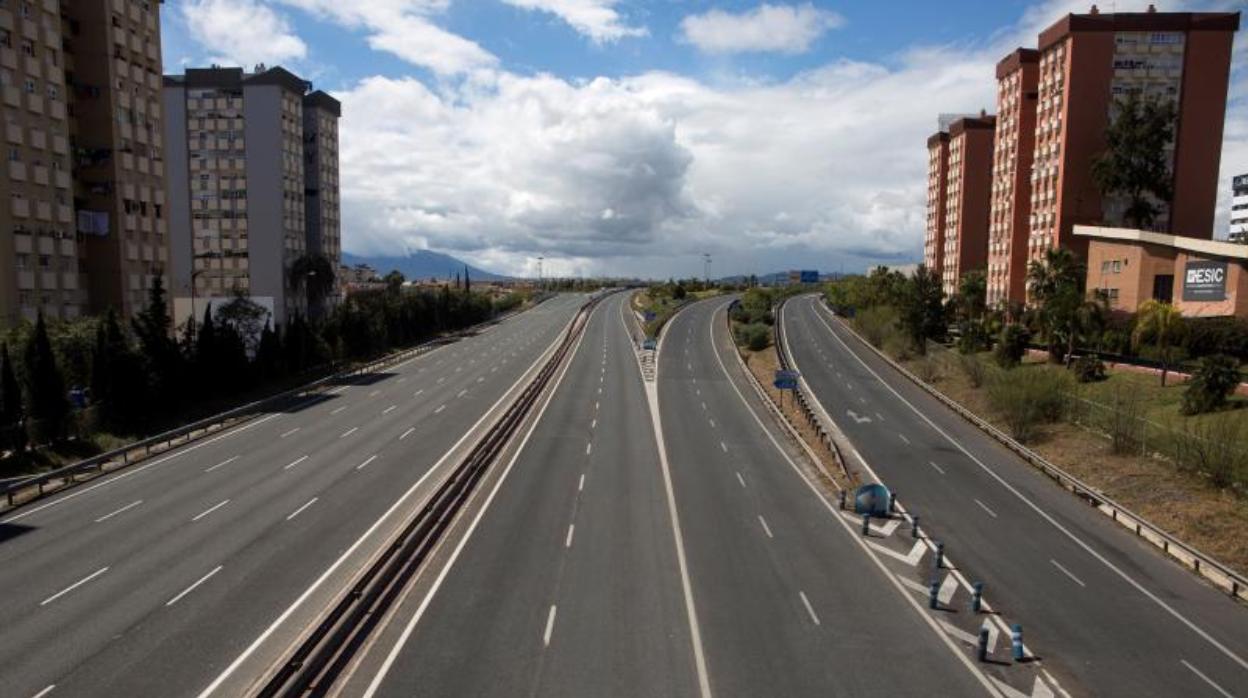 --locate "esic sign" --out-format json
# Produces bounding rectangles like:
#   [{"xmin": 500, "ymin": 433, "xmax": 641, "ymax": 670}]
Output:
[{"xmin": 1182, "ymin": 261, "xmax": 1228, "ymax": 302}]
